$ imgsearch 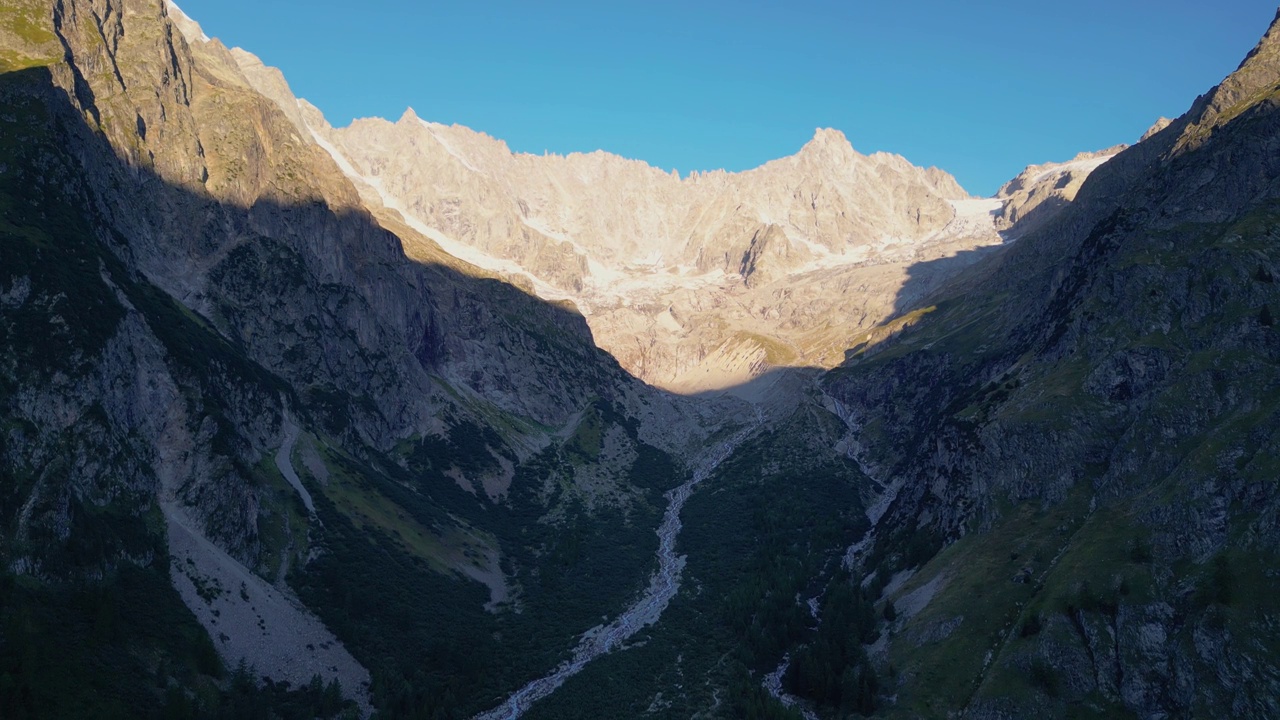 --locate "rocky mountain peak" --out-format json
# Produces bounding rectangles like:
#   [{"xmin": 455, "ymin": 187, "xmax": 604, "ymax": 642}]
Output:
[
  {"xmin": 994, "ymin": 142, "xmax": 1126, "ymax": 235},
  {"xmin": 398, "ymin": 106, "xmax": 421, "ymax": 124},
  {"xmin": 165, "ymin": 0, "xmax": 209, "ymax": 45},
  {"xmin": 1239, "ymin": 7, "xmax": 1280, "ymax": 70},
  {"xmin": 1069, "ymin": 144, "xmax": 1129, "ymax": 162},
  {"xmin": 796, "ymin": 126, "xmax": 856, "ymax": 162},
  {"xmin": 1140, "ymin": 116, "xmax": 1173, "ymax": 142},
  {"xmin": 807, "ymin": 126, "xmax": 851, "ymax": 147}
]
